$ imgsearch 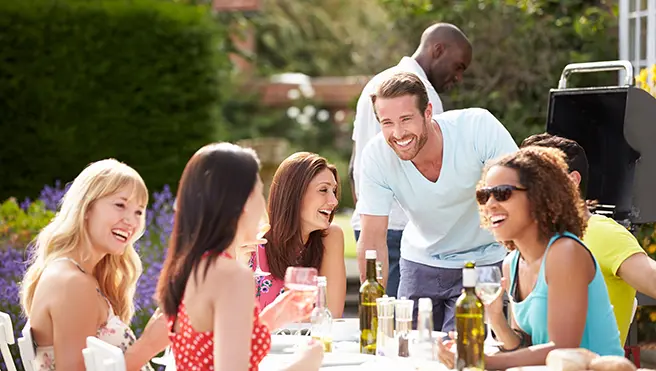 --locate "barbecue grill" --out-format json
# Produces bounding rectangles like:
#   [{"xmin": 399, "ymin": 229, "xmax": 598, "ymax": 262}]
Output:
[
  {"xmin": 545, "ymin": 60, "xmax": 656, "ymax": 349},
  {"xmin": 546, "ymin": 60, "xmax": 656, "ymax": 227}
]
